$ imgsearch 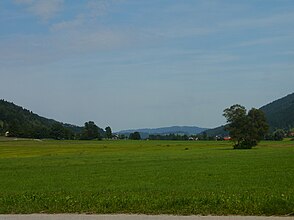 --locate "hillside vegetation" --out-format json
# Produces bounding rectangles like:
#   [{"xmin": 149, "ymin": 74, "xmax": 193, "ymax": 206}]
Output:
[
  {"xmin": 0, "ymin": 100, "xmax": 82, "ymax": 138},
  {"xmin": 260, "ymin": 93, "xmax": 294, "ymax": 131},
  {"xmin": 205, "ymin": 92, "xmax": 294, "ymax": 137},
  {"xmin": 1, "ymin": 92, "xmax": 293, "ymax": 139}
]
